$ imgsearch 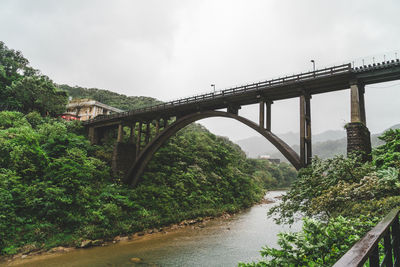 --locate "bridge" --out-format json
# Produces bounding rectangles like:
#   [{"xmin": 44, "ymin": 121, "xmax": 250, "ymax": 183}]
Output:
[{"xmin": 84, "ymin": 58, "xmax": 400, "ymax": 186}]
